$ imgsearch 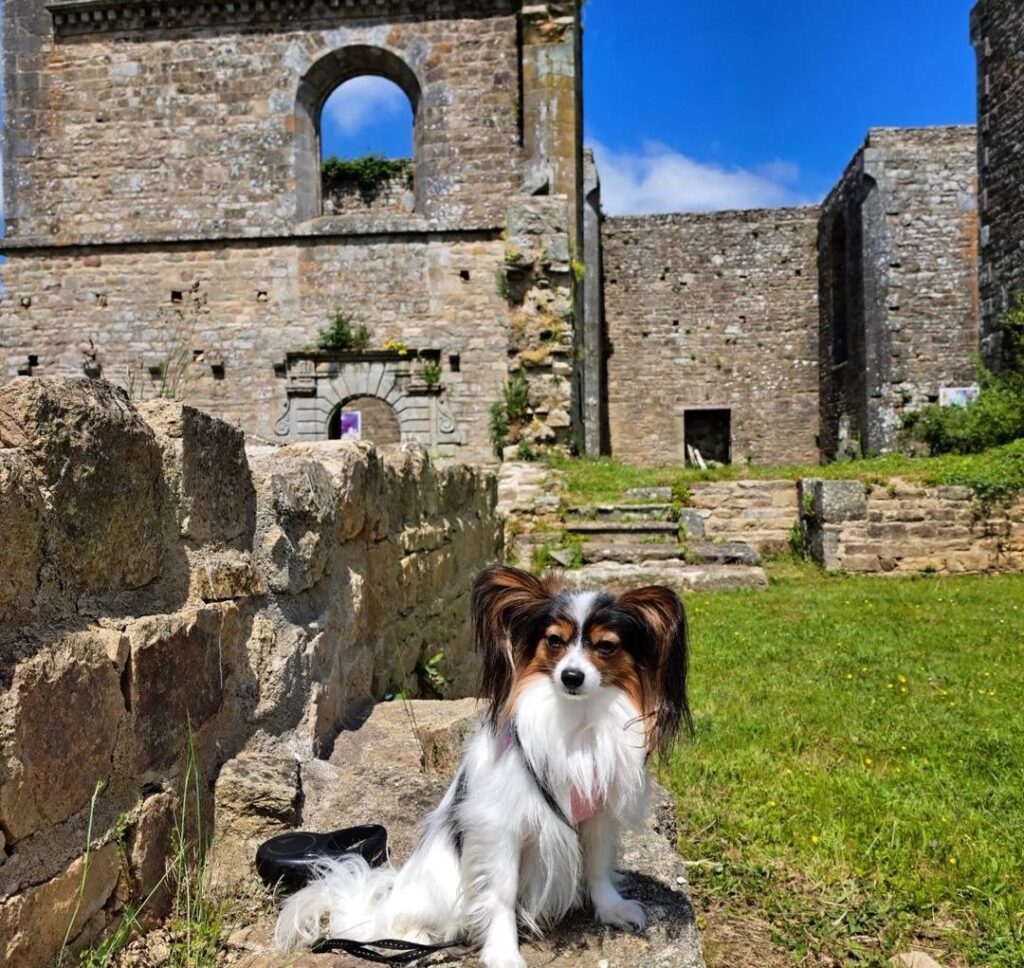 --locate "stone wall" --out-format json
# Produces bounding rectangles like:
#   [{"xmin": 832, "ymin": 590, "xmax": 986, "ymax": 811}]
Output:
[
  {"xmin": 687, "ymin": 480, "xmax": 799, "ymax": 555},
  {"xmin": 2, "ymin": 0, "xmax": 523, "ymax": 243},
  {"xmin": 972, "ymin": 0, "xmax": 1024, "ymax": 365},
  {"xmin": 1, "ymin": 234, "xmax": 509, "ymax": 458},
  {"xmin": 800, "ymin": 478, "xmax": 1024, "ymax": 575},
  {"xmin": 818, "ymin": 127, "xmax": 980, "ymax": 458},
  {"xmin": 0, "ymin": 377, "xmax": 501, "ymax": 967},
  {"xmin": 602, "ymin": 208, "xmax": 821, "ymax": 467},
  {"xmin": 1, "ymin": 0, "xmax": 586, "ymax": 458}
]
